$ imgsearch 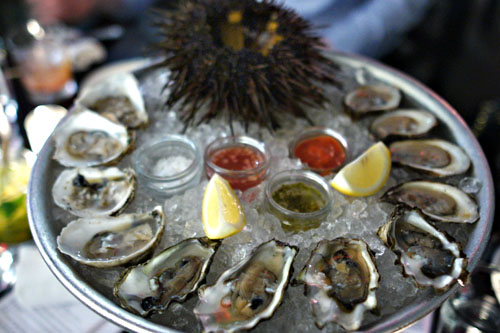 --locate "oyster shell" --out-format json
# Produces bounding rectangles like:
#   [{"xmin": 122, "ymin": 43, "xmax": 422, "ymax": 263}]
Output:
[
  {"xmin": 381, "ymin": 181, "xmax": 479, "ymax": 223},
  {"xmin": 77, "ymin": 73, "xmax": 148, "ymax": 128},
  {"xmin": 378, "ymin": 206, "xmax": 468, "ymax": 291},
  {"xmin": 52, "ymin": 167, "xmax": 136, "ymax": 217},
  {"xmin": 390, "ymin": 139, "xmax": 470, "ymax": 176},
  {"xmin": 344, "ymin": 85, "xmax": 401, "ymax": 114},
  {"xmin": 57, "ymin": 206, "xmax": 165, "ymax": 267},
  {"xmin": 371, "ymin": 109, "xmax": 437, "ymax": 139},
  {"xmin": 114, "ymin": 238, "xmax": 220, "ymax": 316},
  {"xmin": 297, "ymin": 238, "xmax": 379, "ymax": 331},
  {"xmin": 53, "ymin": 108, "xmax": 132, "ymax": 167},
  {"xmin": 194, "ymin": 240, "xmax": 297, "ymax": 333}
]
